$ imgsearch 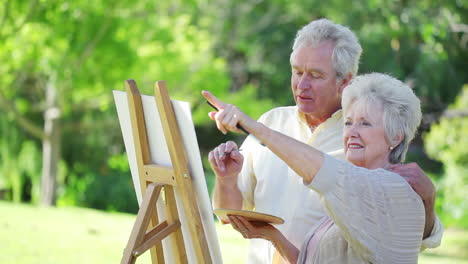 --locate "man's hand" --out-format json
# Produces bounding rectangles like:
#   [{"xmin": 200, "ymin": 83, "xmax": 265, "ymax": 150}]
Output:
[
  {"xmin": 209, "ymin": 141, "xmax": 244, "ymax": 219},
  {"xmin": 390, "ymin": 163, "xmax": 435, "ymax": 204},
  {"xmin": 391, "ymin": 162, "xmax": 436, "ymax": 239},
  {"xmin": 204, "ymin": 90, "xmax": 251, "ymax": 218},
  {"xmin": 209, "ymin": 141, "xmax": 244, "ymax": 185}
]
